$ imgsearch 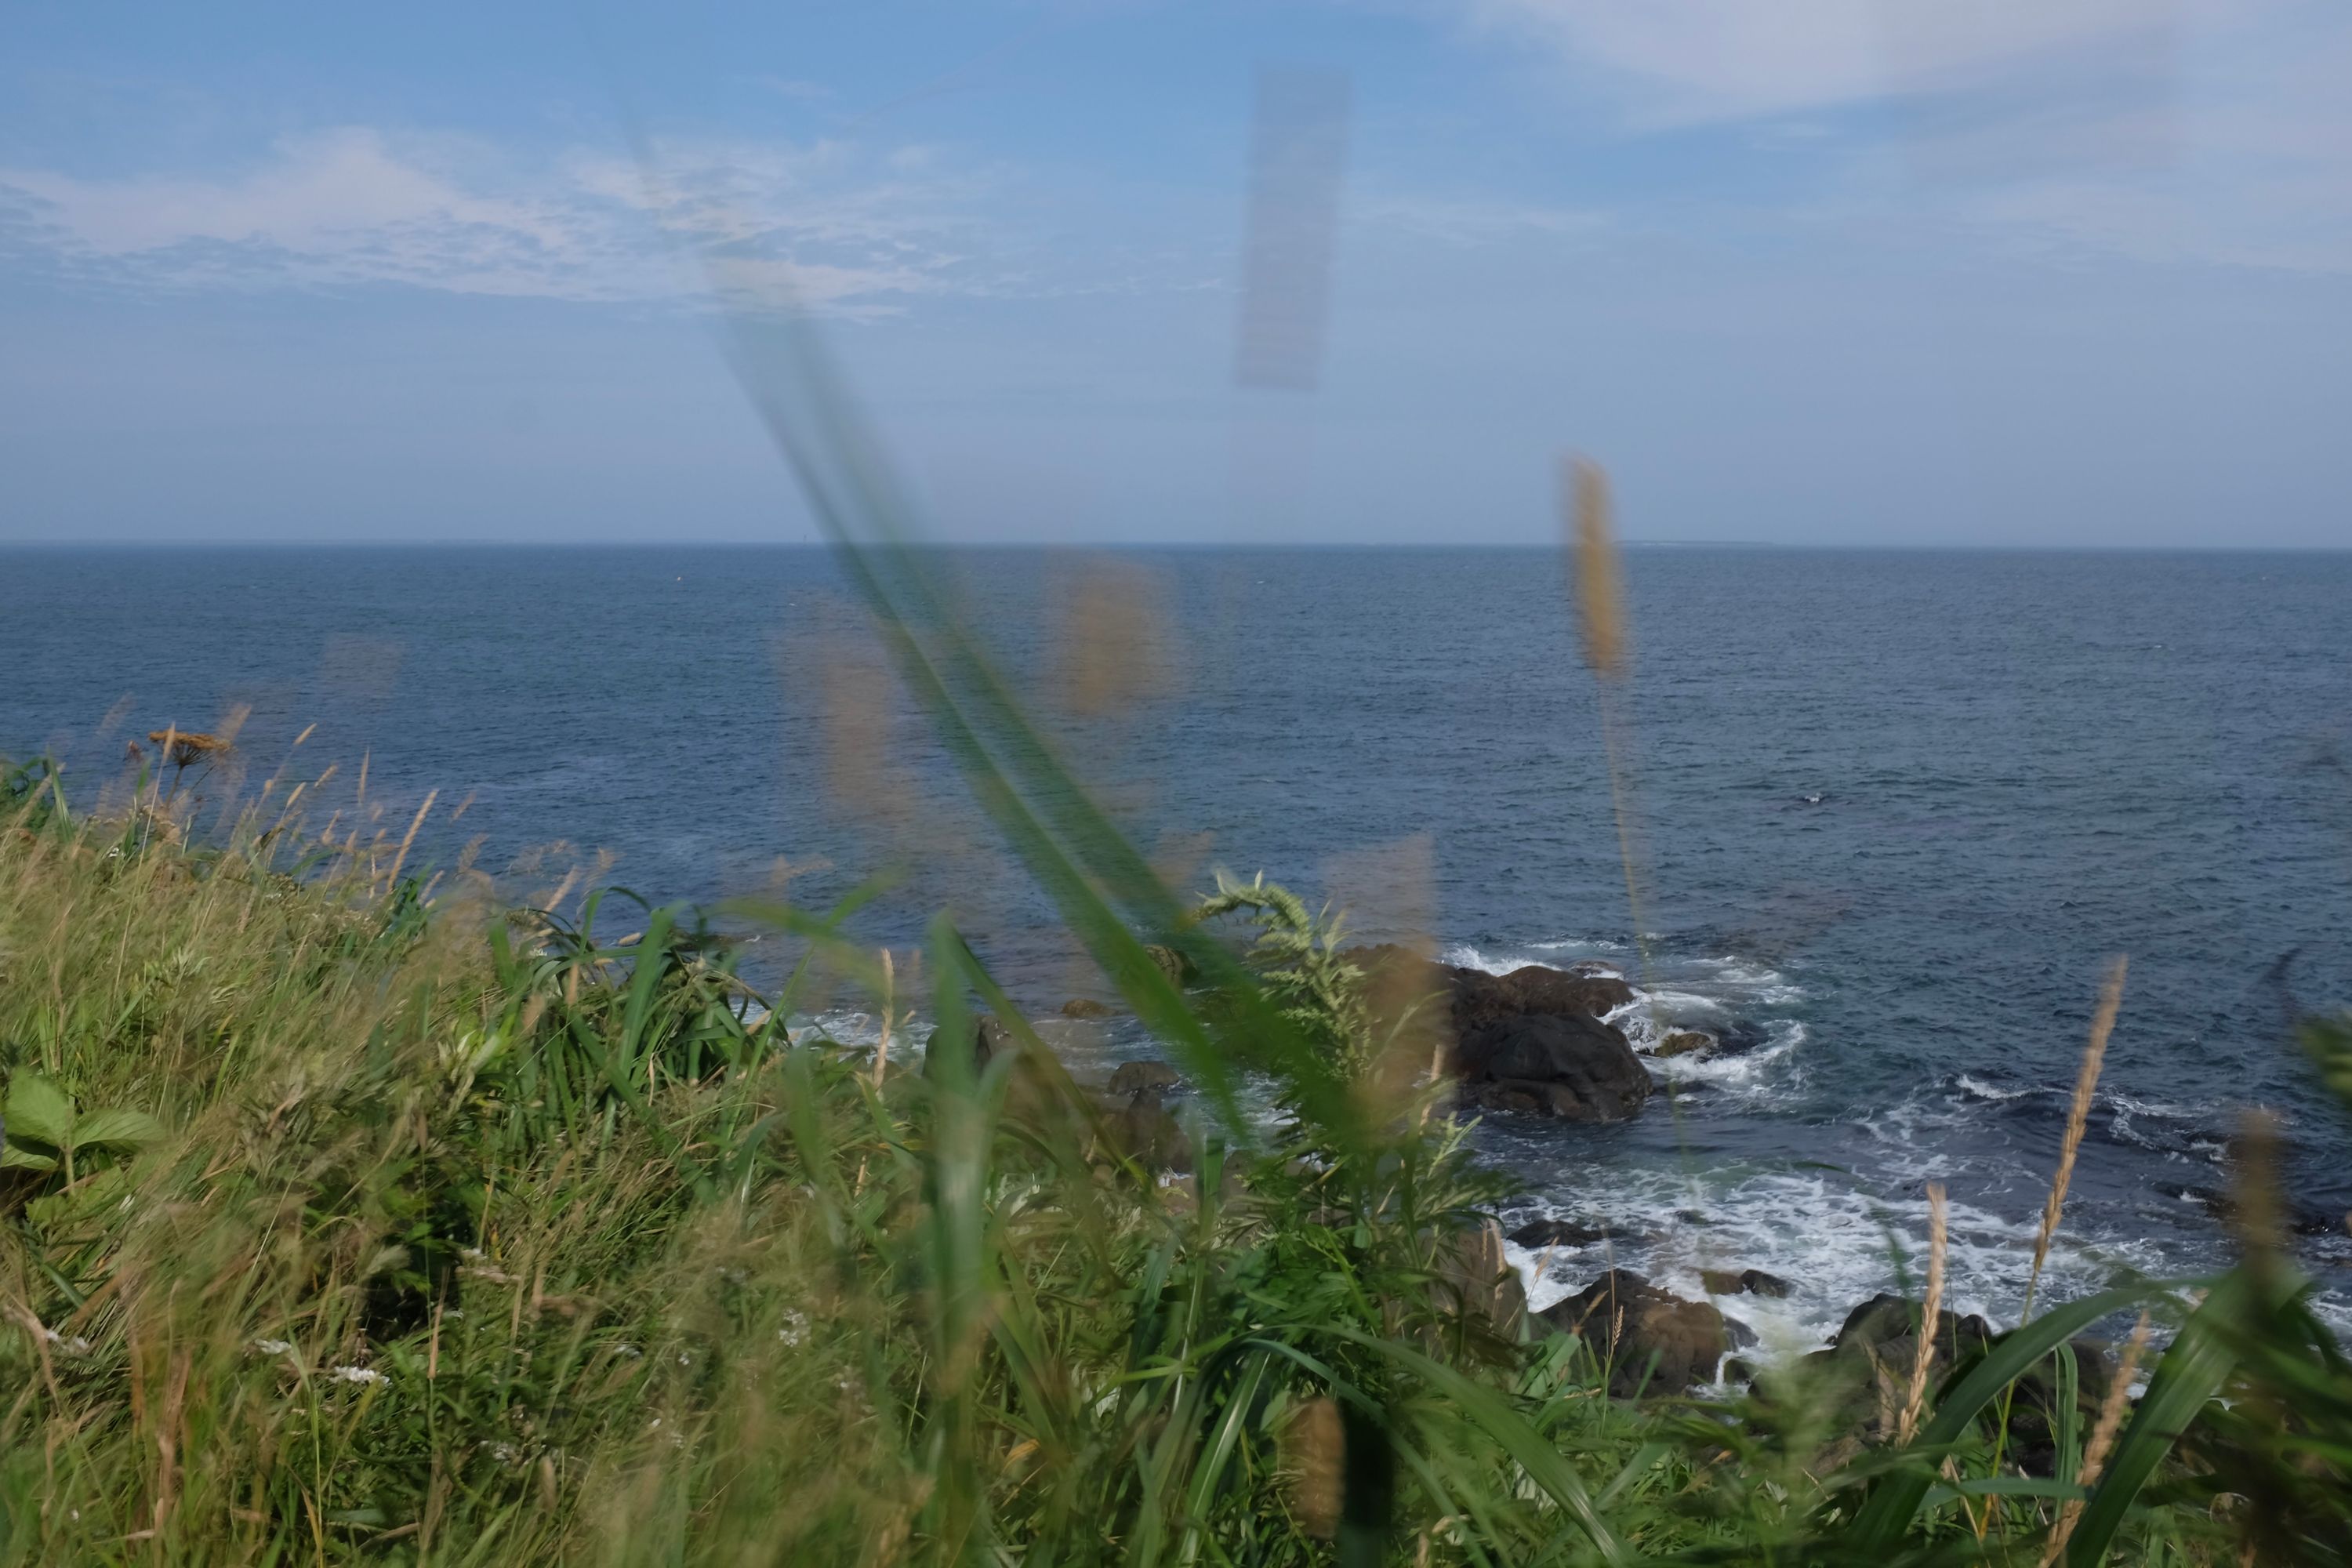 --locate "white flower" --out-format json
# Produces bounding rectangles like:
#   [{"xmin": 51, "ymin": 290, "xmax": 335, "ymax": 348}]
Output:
[
  {"xmin": 252, "ymin": 1338, "xmax": 294, "ymax": 1356},
  {"xmin": 613, "ymin": 1343, "xmax": 642, "ymax": 1359},
  {"xmin": 42, "ymin": 1328, "xmax": 94, "ymax": 1355},
  {"xmin": 490, "ymin": 1443, "xmax": 519, "ymax": 1465},
  {"xmin": 331, "ymin": 1365, "xmax": 387, "ymax": 1385},
  {"xmin": 777, "ymin": 1310, "xmax": 810, "ymax": 1347}
]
